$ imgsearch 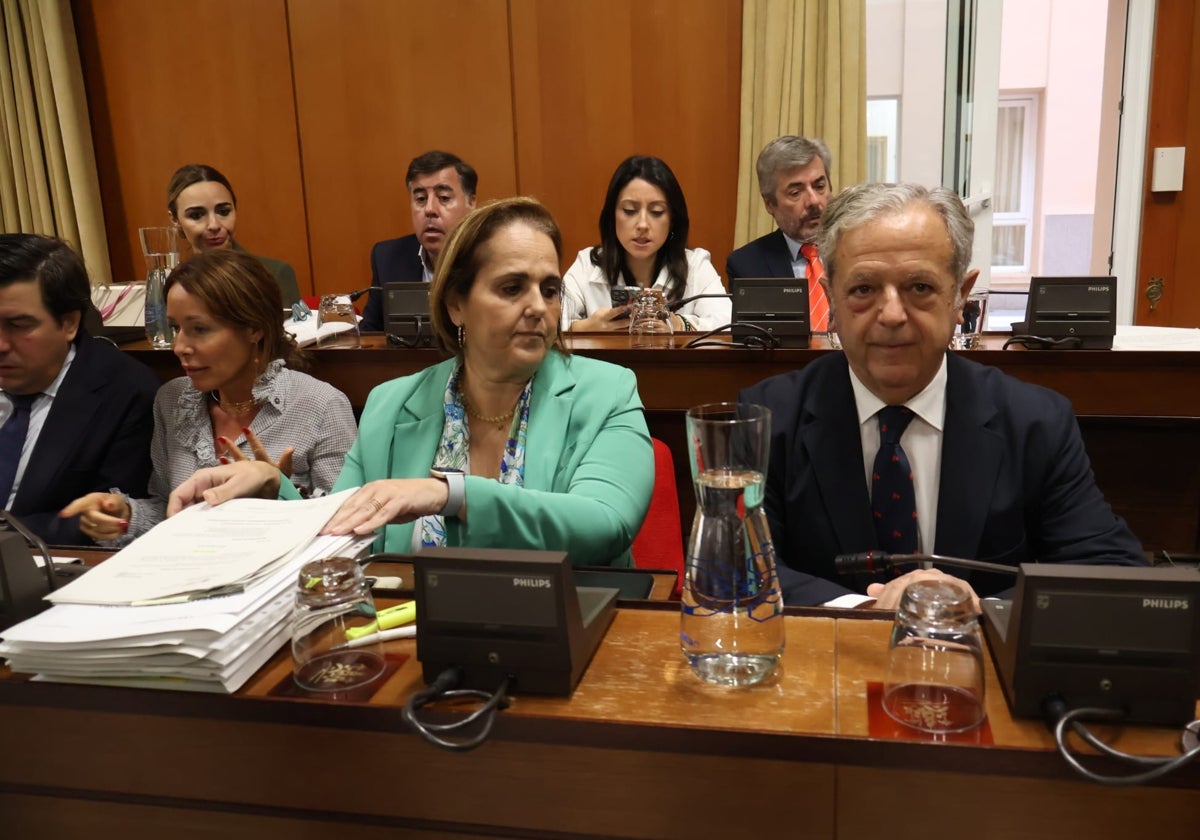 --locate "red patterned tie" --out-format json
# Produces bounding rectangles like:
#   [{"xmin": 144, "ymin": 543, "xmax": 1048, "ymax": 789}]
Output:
[{"xmin": 801, "ymin": 243, "xmax": 829, "ymax": 332}]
